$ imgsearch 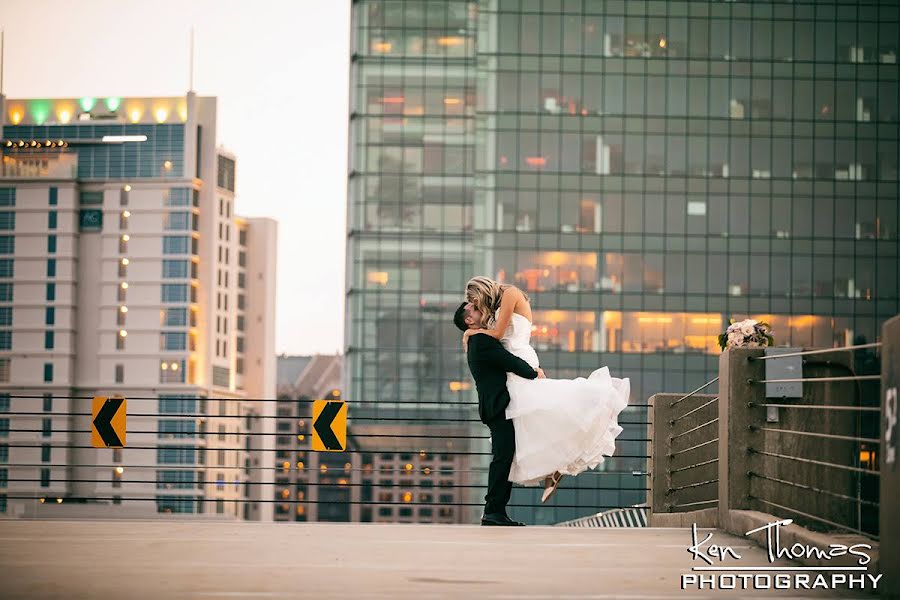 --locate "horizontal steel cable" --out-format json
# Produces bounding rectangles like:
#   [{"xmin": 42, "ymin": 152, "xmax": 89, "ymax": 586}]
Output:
[
  {"xmin": 748, "ymin": 375, "xmax": 881, "ymax": 384},
  {"xmin": 748, "ymin": 472, "xmax": 878, "ymax": 507},
  {"xmin": 748, "ymin": 343, "xmax": 882, "ymax": 361},
  {"xmin": 1, "ymin": 495, "xmax": 636, "ymax": 510},
  {"xmin": 669, "ymin": 378, "xmax": 719, "ymax": 408},
  {"xmin": 2, "ymin": 463, "xmax": 650, "ymax": 476},
  {"xmin": 1, "ymin": 478, "xmax": 649, "ymax": 492},
  {"xmin": 748, "ymin": 448, "xmax": 880, "ymax": 476},
  {"xmin": 3, "ymin": 428, "xmax": 652, "ymax": 442},
  {"xmin": 0, "ymin": 443, "xmax": 651, "ymax": 458},
  {"xmin": 753, "ymin": 426, "xmax": 880, "ymax": 445},
  {"xmin": 749, "ymin": 496, "xmax": 878, "ymax": 540},
  {"xmin": 749, "ymin": 402, "xmax": 879, "ymax": 413},
  {"xmin": 669, "ymin": 437, "xmax": 718, "ymax": 457},
  {"xmin": 671, "ymin": 397, "xmax": 718, "ymax": 424}
]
